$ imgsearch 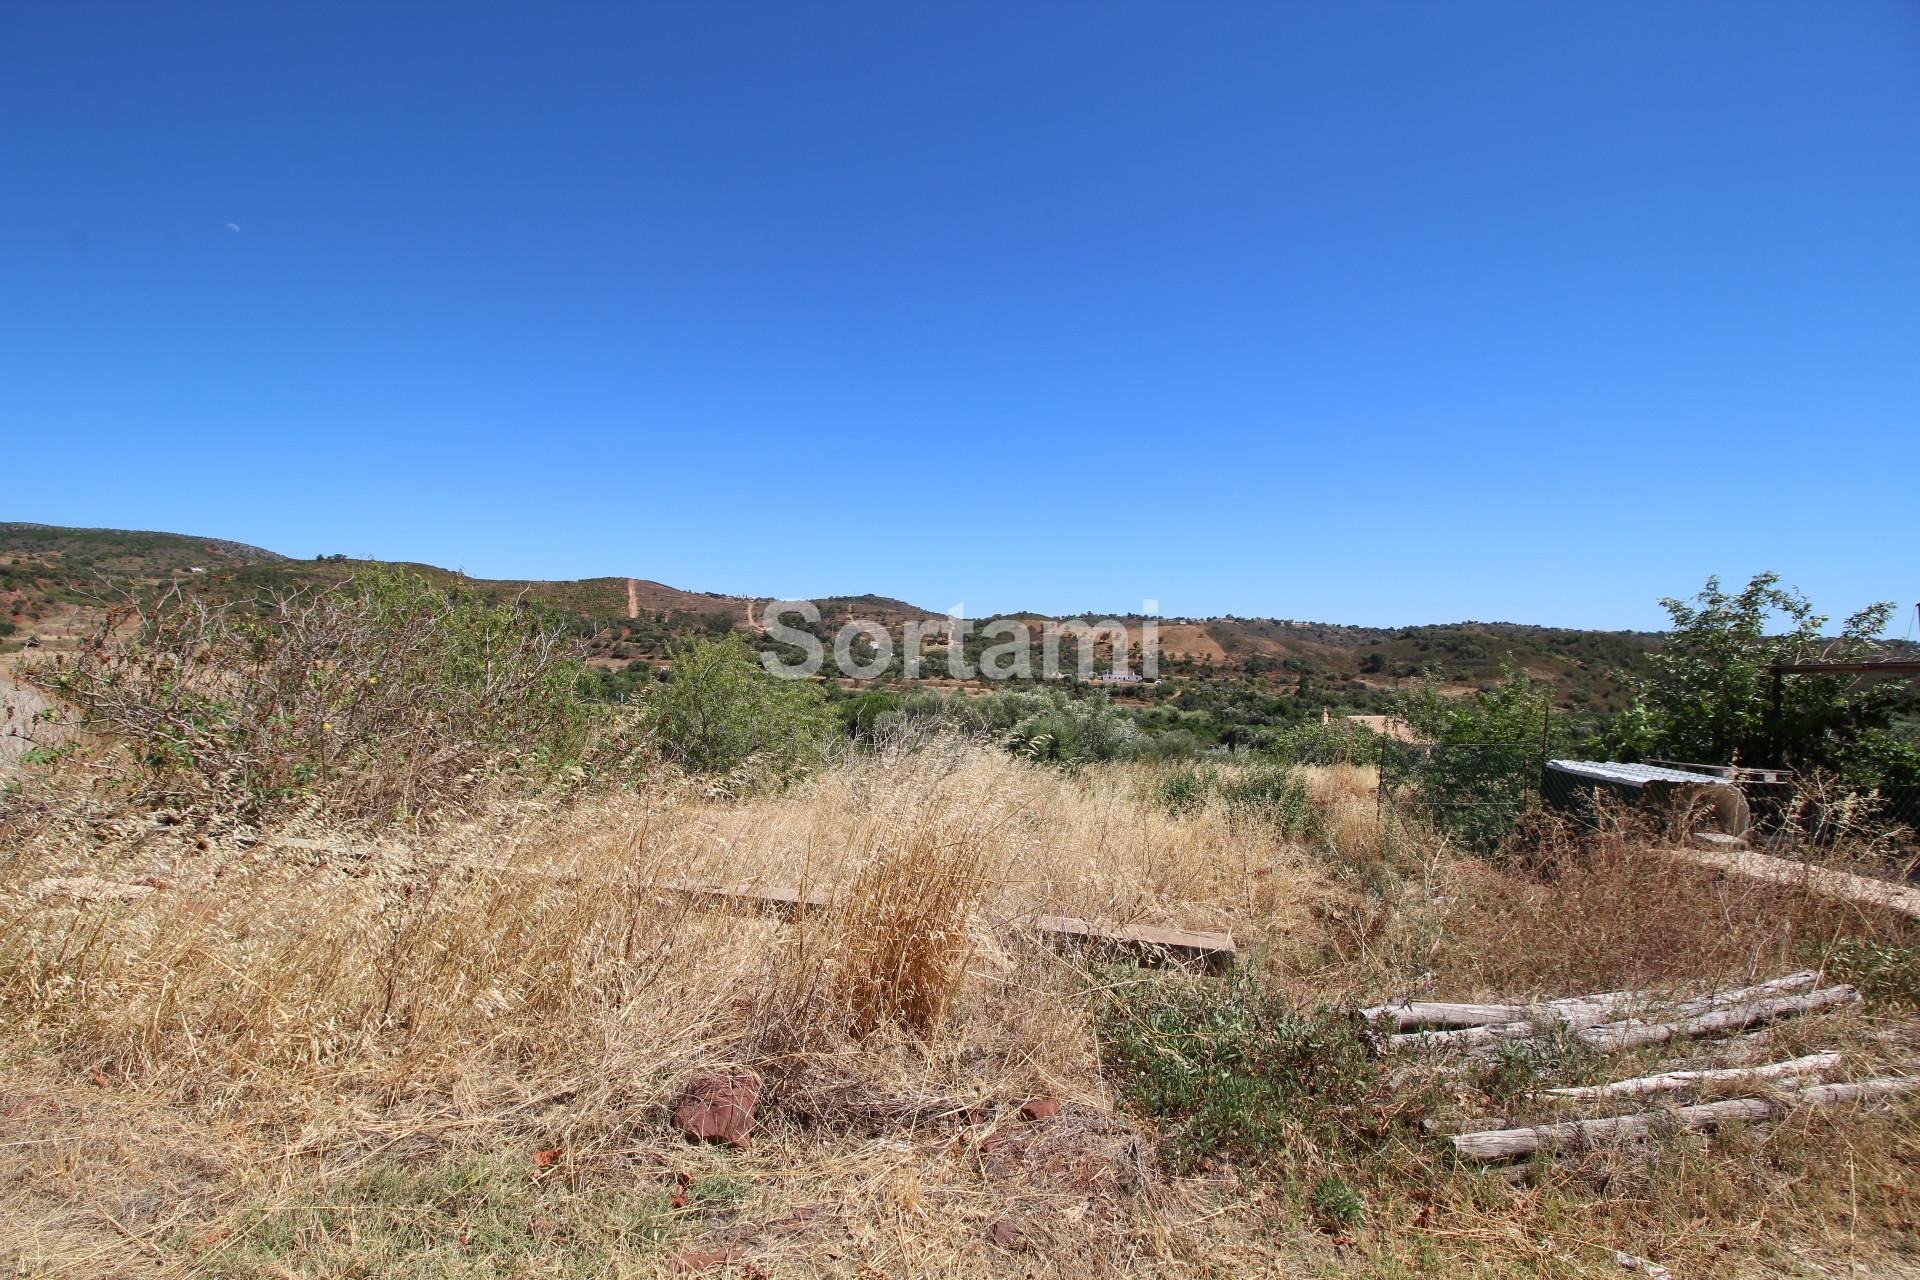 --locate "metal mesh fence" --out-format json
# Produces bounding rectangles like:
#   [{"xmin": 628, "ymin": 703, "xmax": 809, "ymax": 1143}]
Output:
[{"xmin": 1874, "ymin": 785, "xmax": 1920, "ymax": 839}]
